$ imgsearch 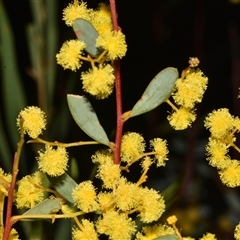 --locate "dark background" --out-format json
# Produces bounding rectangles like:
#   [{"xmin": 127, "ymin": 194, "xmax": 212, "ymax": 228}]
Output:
[{"xmin": 1, "ymin": 0, "xmax": 240, "ymax": 239}]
